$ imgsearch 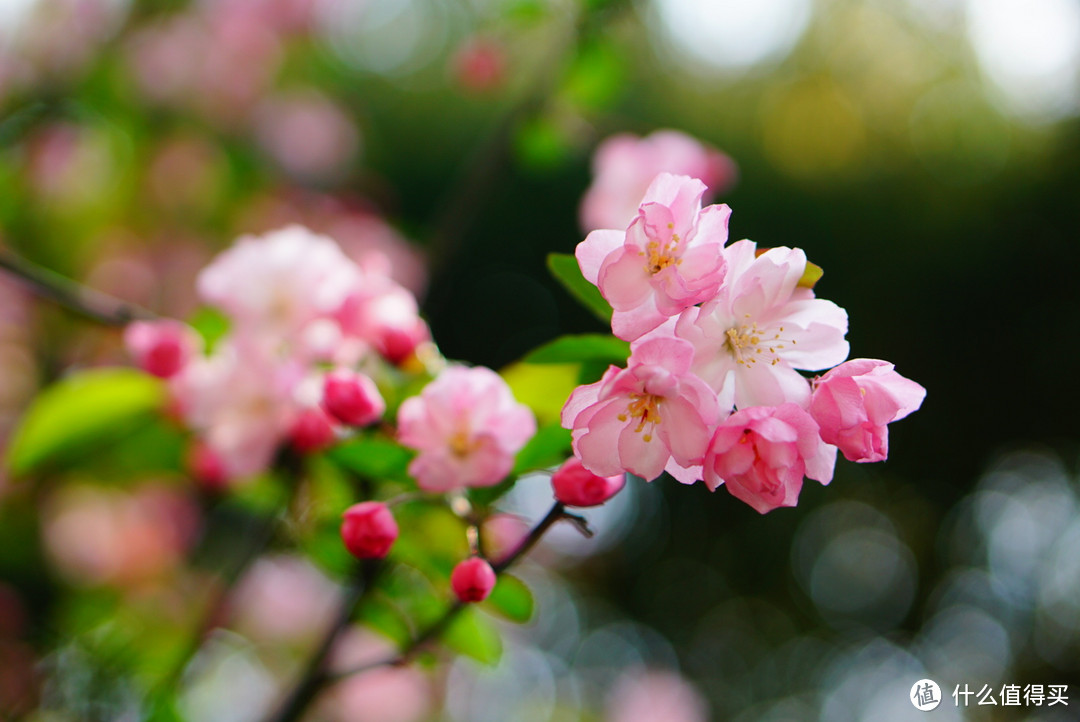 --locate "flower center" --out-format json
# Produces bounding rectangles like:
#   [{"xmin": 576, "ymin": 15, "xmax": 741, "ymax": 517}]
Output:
[
  {"xmin": 724, "ymin": 319, "xmax": 794, "ymax": 367},
  {"xmin": 617, "ymin": 393, "xmax": 662, "ymax": 442},
  {"xmin": 641, "ymin": 226, "xmax": 682, "ymax": 275},
  {"xmin": 449, "ymin": 429, "xmax": 476, "ymax": 457}
]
